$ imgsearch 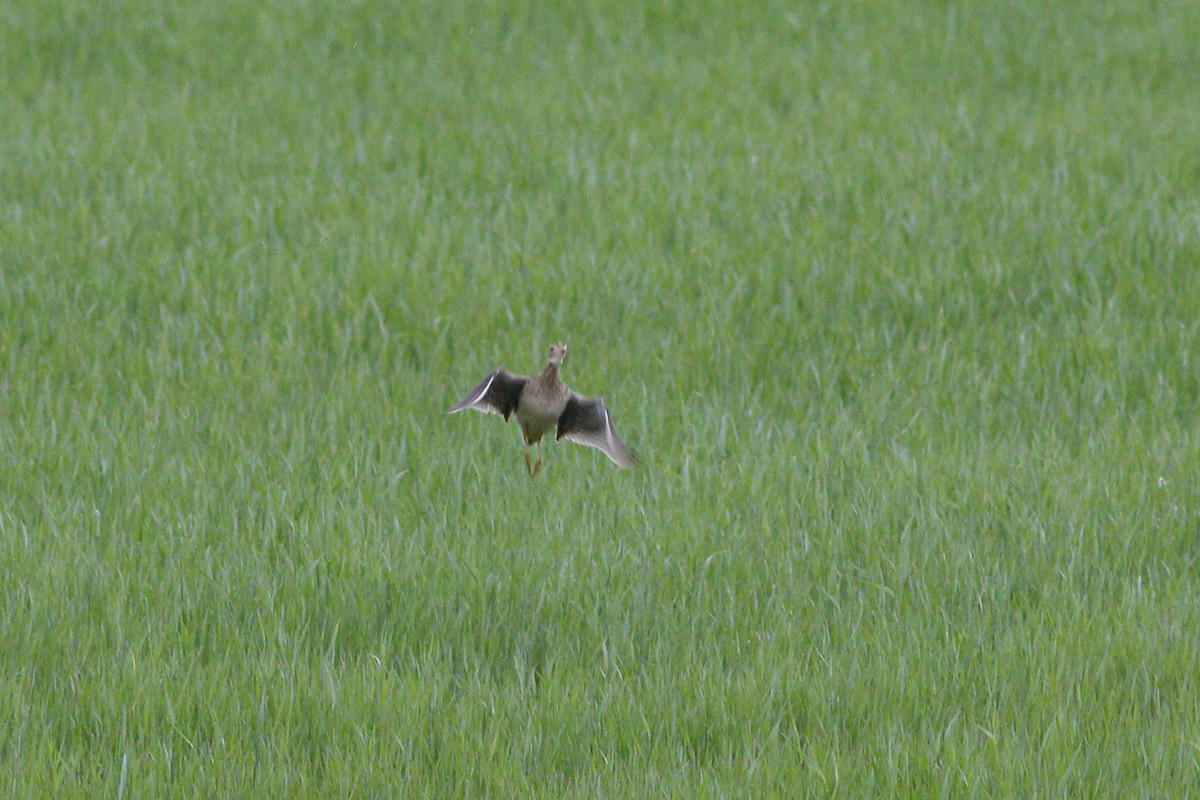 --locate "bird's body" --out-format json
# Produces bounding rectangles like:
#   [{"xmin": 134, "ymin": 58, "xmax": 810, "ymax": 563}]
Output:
[
  {"xmin": 449, "ymin": 343, "xmax": 637, "ymax": 475},
  {"xmin": 516, "ymin": 363, "xmax": 570, "ymax": 445}
]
